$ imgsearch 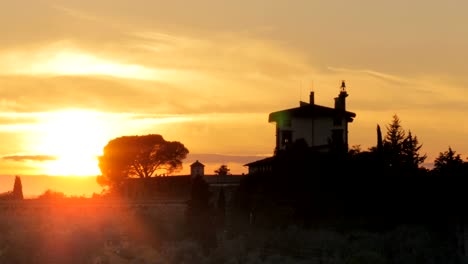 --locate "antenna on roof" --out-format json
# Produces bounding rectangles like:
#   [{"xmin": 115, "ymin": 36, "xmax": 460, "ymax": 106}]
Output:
[{"xmin": 299, "ymin": 80, "xmax": 302, "ymax": 102}]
